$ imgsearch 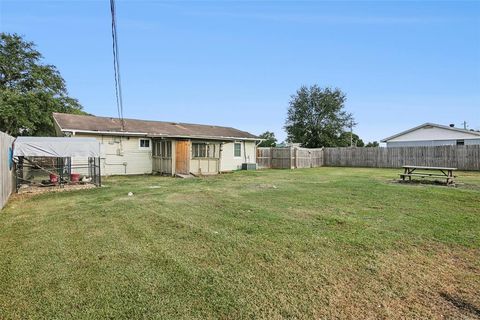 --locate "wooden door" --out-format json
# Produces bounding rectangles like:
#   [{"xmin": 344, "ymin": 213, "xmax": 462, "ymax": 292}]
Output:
[{"xmin": 175, "ymin": 140, "xmax": 190, "ymax": 174}]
